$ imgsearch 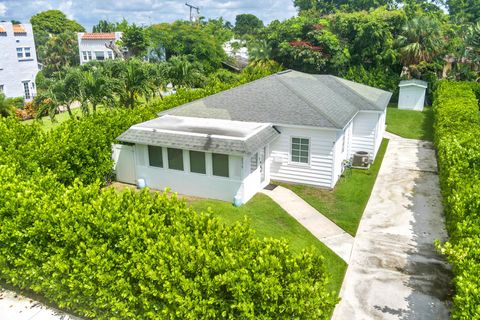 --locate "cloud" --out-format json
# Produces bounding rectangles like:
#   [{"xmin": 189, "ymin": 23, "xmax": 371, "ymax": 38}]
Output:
[
  {"xmin": 0, "ymin": 0, "xmax": 296, "ymax": 29},
  {"xmin": 0, "ymin": 2, "xmax": 6, "ymax": 16}
]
